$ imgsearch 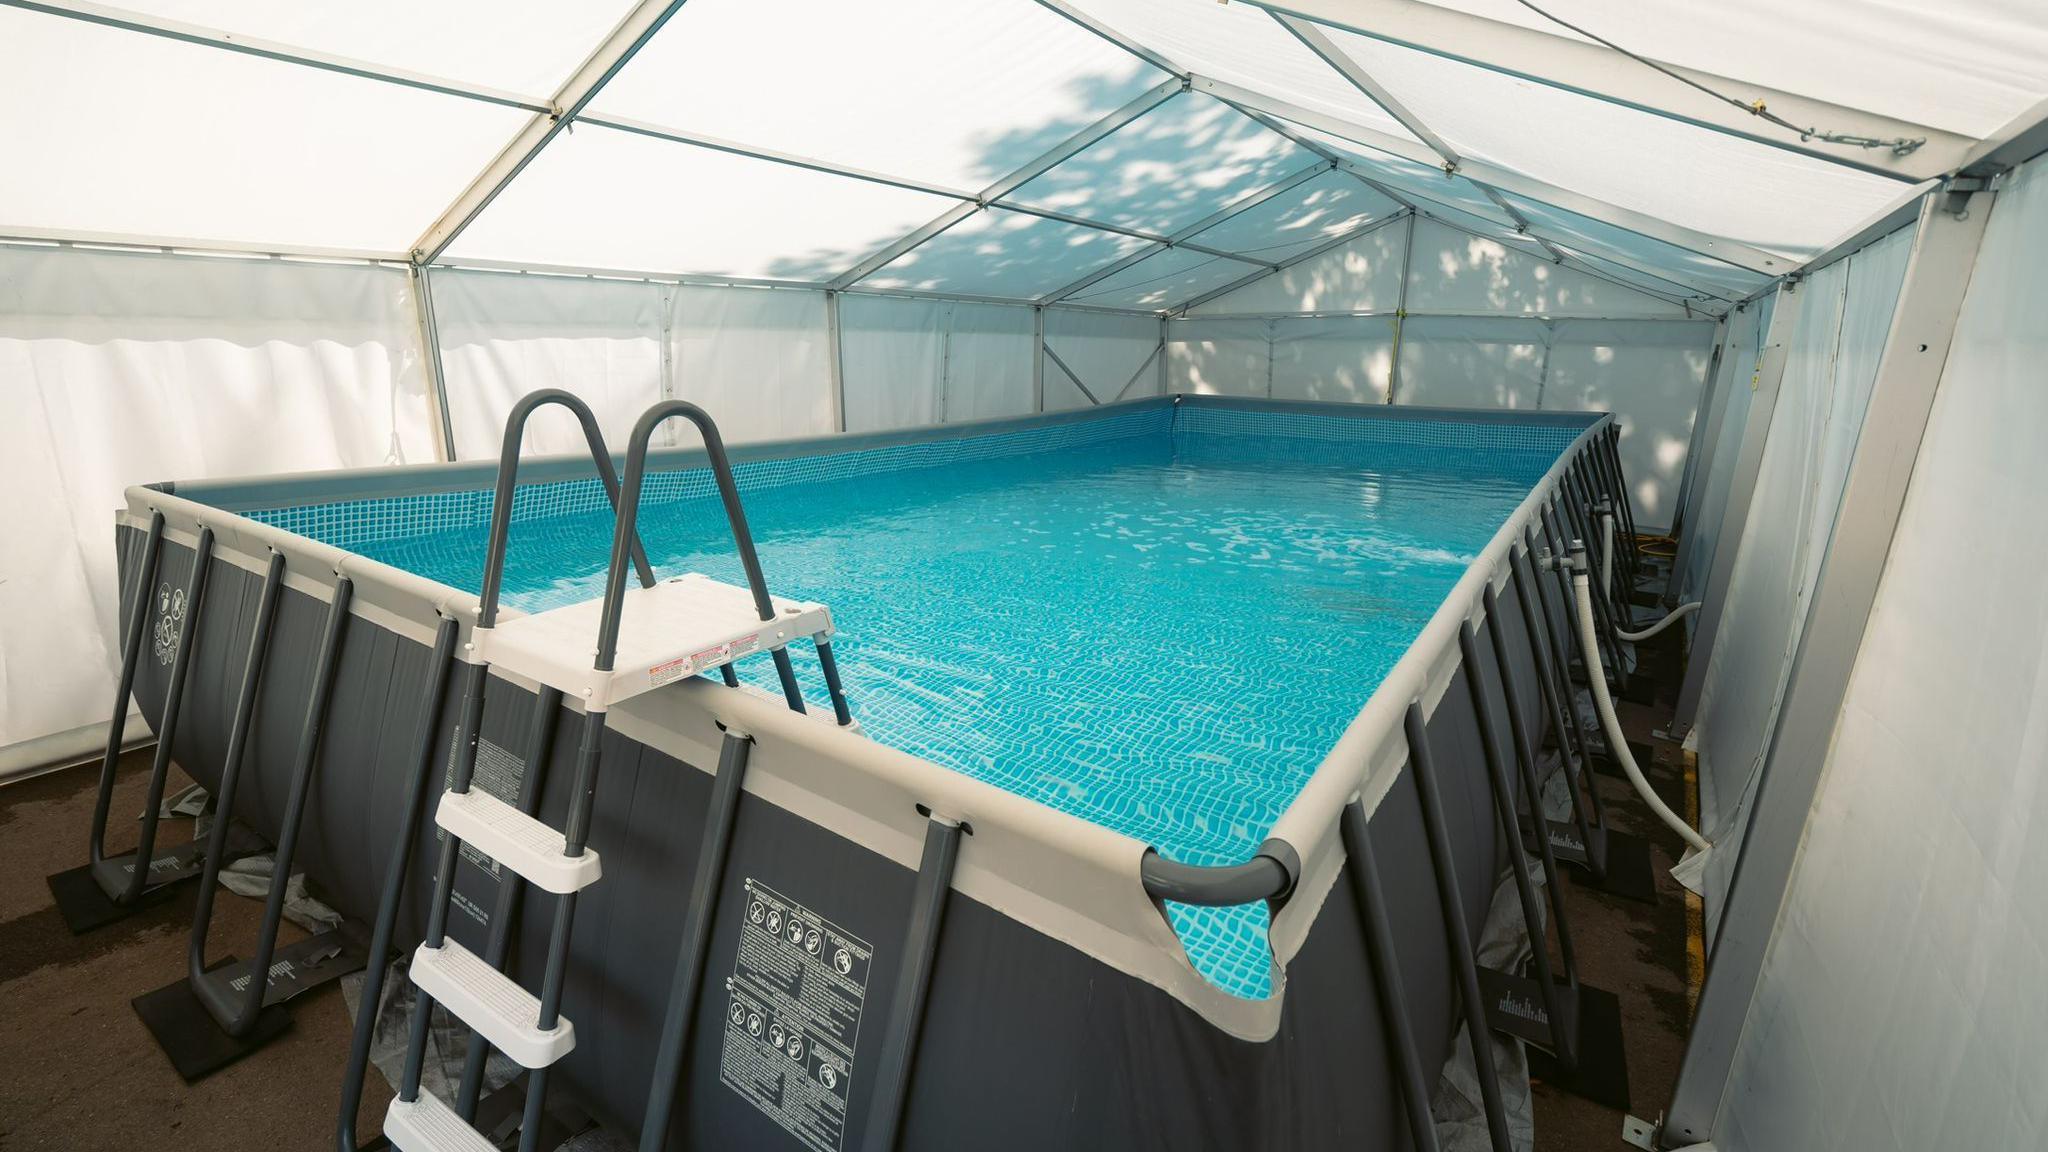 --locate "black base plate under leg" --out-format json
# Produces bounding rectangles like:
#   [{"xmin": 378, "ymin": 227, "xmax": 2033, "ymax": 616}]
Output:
[
  {"xmin": 132, "ymin": 964, "xmax": 292, "ymax": 1083},
  {"xmin": 45, "ymin": 861, "xmax": 178, "ymax": 935},
  {"xmin": 1529, "ymin": 981, "xmax": 1630, "ymax": 1111},
  {"xmin": 1577, "ymin": 827, "xmax": 1659, "ymax": 904}
]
